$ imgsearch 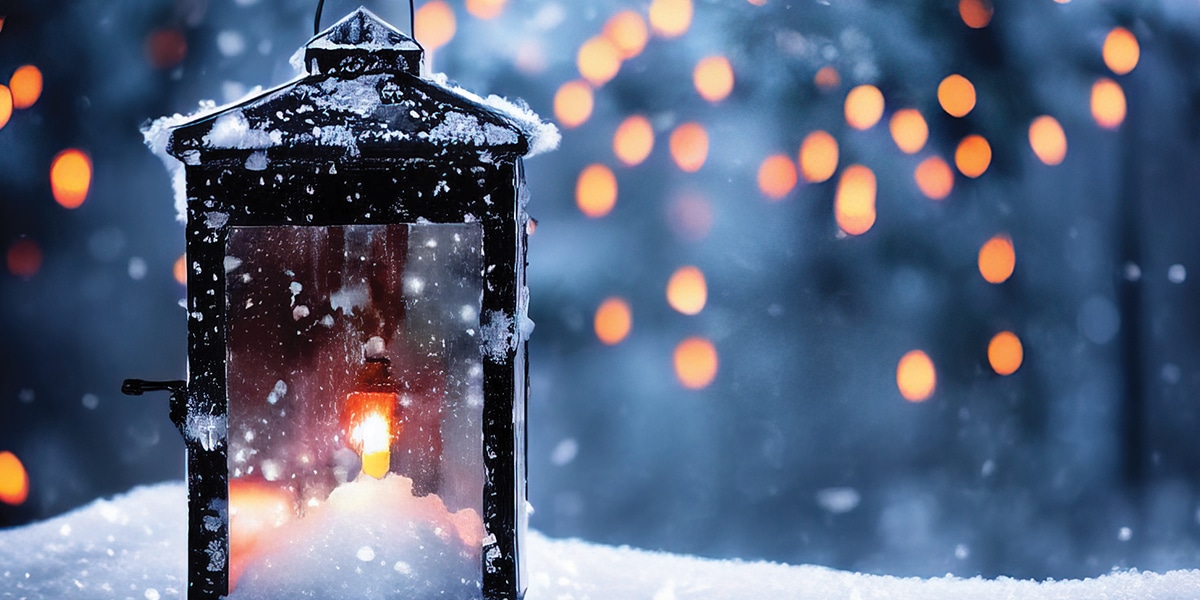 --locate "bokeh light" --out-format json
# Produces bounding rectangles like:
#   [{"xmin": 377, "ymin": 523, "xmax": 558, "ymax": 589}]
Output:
[
  {"xmin": 578, "ymin": 36, "xmax": 622, "ymax": 87},
  {"xmin": 694, "ymin": 56, "xmax": 734, "ymax": 103},
  {"xmin": 915, "ymin": 156, "xmax": 954, "ymax": 200},
  {"xmin": 757, "ymin": 154, "xmax": 798, "ymax": 200},
  {"xmin": 9, "ymin": 65, "xmax": 42, "ymax": 110},
  {"xmin": 988, "ymin": 331, "xmax": 1024, "ymax": 376},
  {"xmin": 1091, "ymin": 78, "xmax": 1127, "ymax": 129},
  {"xmin": 666, "ymin": 266, "xmax": 708, "ymax": 315},
  {"xmin": 595, "ymin": 297, "xmax": 632, "ymax": 345},
  {"xmin": 576, "ymin": 164, "xmax": 618, "ymax": 218},
  {"xmin": 897, "ymin": 350, "xmax": 936, "ymax": 402},
  {"xmin": 669, "ymin": 122, "xmax": 708, "ymax": 172},
  {"xmin": 145, "ymin": 28, "xmax": 188, "ymax": 70},
  {"xmin": 978, "ymin": 234, "xmax": 1016, "ymax": 284},
  {"xmin": 1103, "ymin": 27, "xmax": 1139, "ymax": 75},
  {"xmin": 835, "ymin": 165, "xmax": 877, "ymax": 236},
  {"xmin": 844, "ymin": 84, "xmax": 884, "ymax": 130},
  {"xmin": 553, "ymin": 80, "xmax": 593, "ymax": 129},
  {"xmin": 889, "ymin": 109, "xmax": 928, "ymax": 154},
  {"xmin": 0, "ymin": 450, "xmax": 29, "ymax": 506},
  {"xmin": 0, "ymin": 85, "xmax": 12, "ymax": 129},
  {"xmin": 465, "ymin": 0, "xmax": 507, "ymax": 20},
  {"xmin": 649, "ymin": 0, "xmax": 693, "ymax": 38},
  {"xmin": 613, "ymin": 115, "xmax": 655, "ymax": 166},
  {"xmin": 1029, "ymin": 115, "xmax": 1067, "ymax": 165},
  {"xmin": 814, "ymin": 66, "xmax": 841, "ymax": 90},
  {"xmin": 174, "ymin": 254, "xmax": 188, "ymax": 286},
  {"xmin": 603, "ymin": 11, "xmax": 649, "ymax": 59},
  {"xmin": 799, "ymin": 130, "xmax": 839, "ymax": 183},
  {"xmin": 674, "ymin": 337, "xmax": 718, "ymax": 389},
  {"xmin": 954, "ymin": 135, "xmax": 992, "ymax": 178},
  {"xmin": 7, "ymin": 238, "xmax": 43, "ymax": 279},
  {"xmin": 50, "ymin": 149, "xmax": 92, "ymax": 209},
  {"xmin": 959, "ymin": 0, "xmax": 993, "ymax": 28},
  {"xmin": 938, "ymin": 74, "xmax": 976, "ymax": 118},
  {"xmin": 414, "ymin": 0, "xmax": 457, "ymax": 51}
]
